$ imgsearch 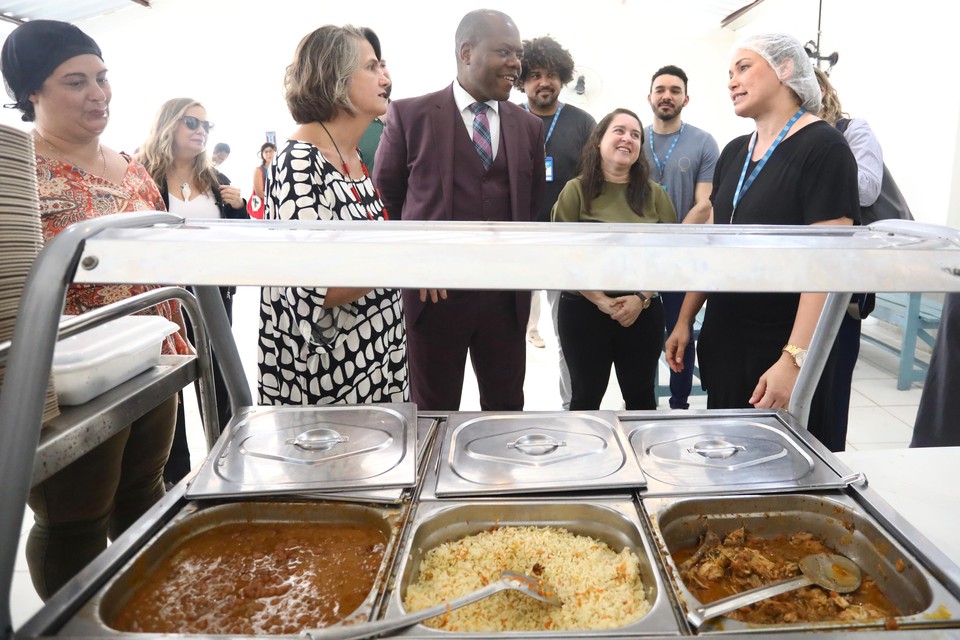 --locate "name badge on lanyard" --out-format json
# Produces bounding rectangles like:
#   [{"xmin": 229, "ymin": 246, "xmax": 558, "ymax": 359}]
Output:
[{"xmin": 526, "ymin": 102, "xmax": 563, "ymax": 184}]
